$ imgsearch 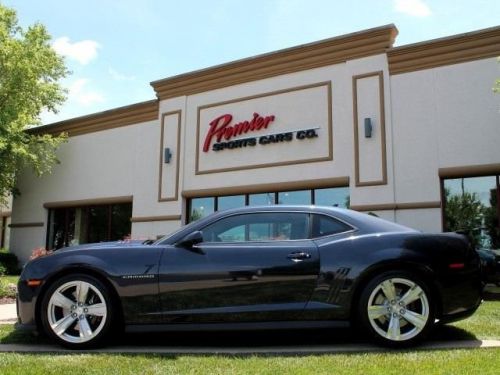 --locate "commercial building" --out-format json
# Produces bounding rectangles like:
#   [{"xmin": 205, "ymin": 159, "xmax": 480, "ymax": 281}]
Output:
[{"xmin": 9, "ymin": 24, "xmax": 500, "ymax": 263}]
